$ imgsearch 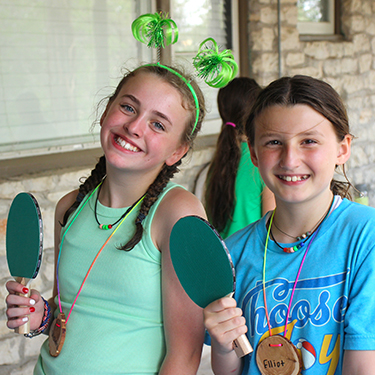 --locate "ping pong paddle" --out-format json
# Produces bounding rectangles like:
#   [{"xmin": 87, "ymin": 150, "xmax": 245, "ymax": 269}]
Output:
[
  {"xmin": 6, "ymin": 192, "xmax": 43, "ymax": 334},
  {"xmin": 170, "ymin": 215, "xmax": 252, "ymax": 357}
]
